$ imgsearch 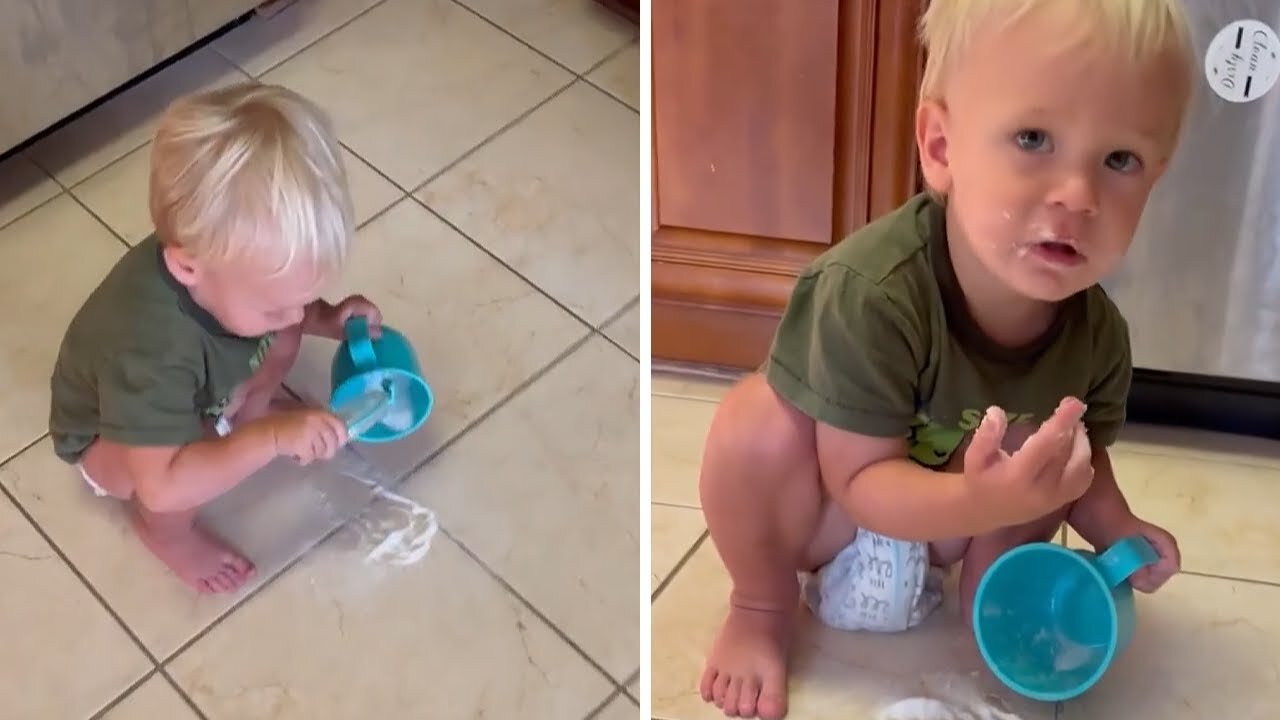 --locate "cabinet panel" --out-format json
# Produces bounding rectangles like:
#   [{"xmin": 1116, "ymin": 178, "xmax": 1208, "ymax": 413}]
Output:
[
  {"xmin": 0, "ymin": 0, "xmax": 194, "ymax": 151},
  {"xmin": 653, "ymin": 0, "xmax": 840, "ymax": 245},
  {"xmin": 651, "ymin": 0, "xmax": 925, "ymax": 369}
]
